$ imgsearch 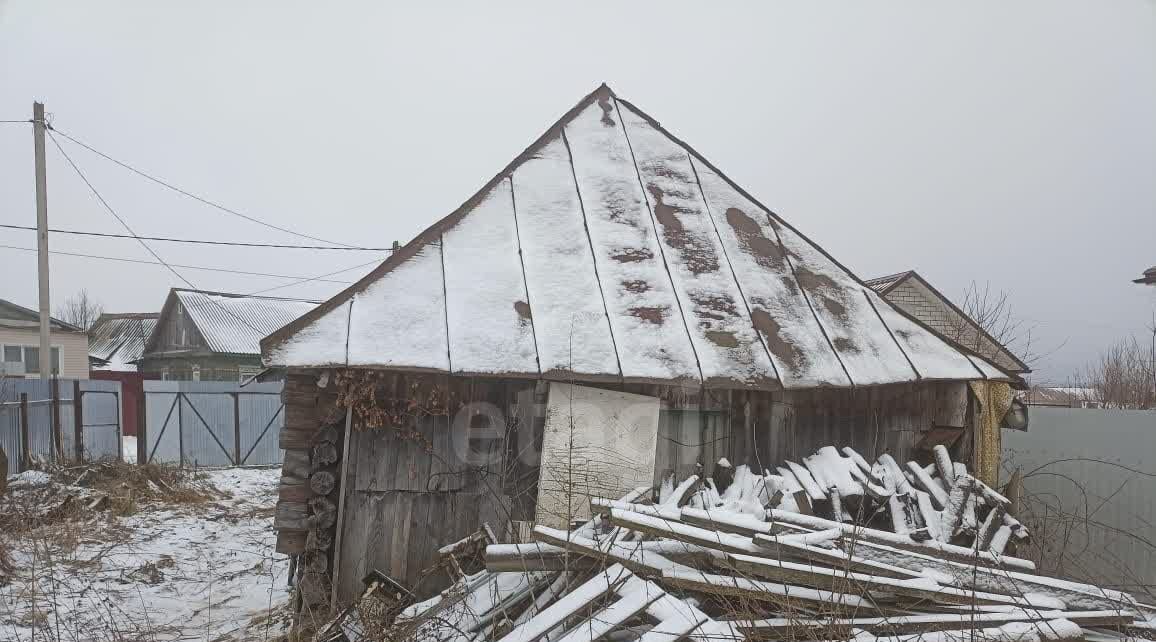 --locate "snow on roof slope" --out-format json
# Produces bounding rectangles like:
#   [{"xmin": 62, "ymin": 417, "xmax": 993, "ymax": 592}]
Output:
[
  {"xmin": 173, "ymin": 290, "xmax": 318, "ymax": 356},
  {"xmin": 262, "ymin": 85, "xmax": 1012, "ymax": 389},
  {"xmin": 89, "ymin": 313, "xmax": 159, "ymax": 371}
]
